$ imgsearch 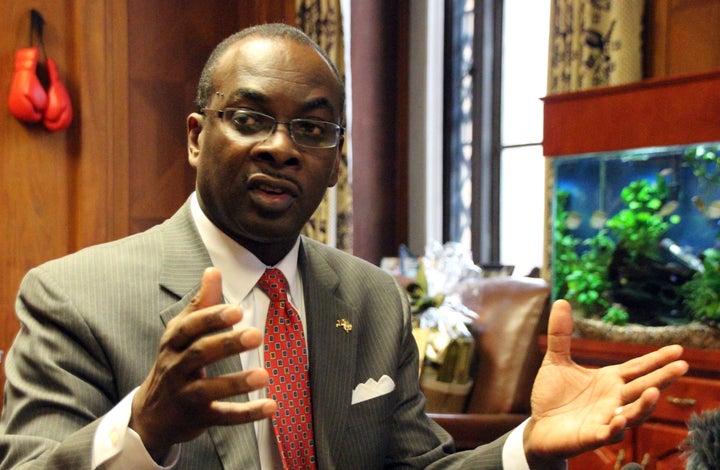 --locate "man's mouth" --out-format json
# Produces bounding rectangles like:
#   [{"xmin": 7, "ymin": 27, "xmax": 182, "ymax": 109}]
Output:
[
  {"xmin": 247, "ymin": 173, "xmax": 300, "ymax": 211},
  {"xmin": 248, "ymin": 173, "xmax": 300, "ymax": 195}
]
